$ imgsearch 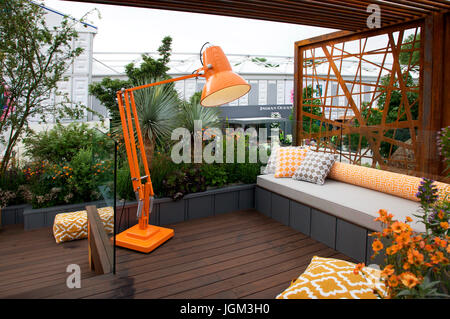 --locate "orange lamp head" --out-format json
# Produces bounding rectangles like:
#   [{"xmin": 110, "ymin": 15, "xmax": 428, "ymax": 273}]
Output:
[{"xmin": 200, "ymin": 46, "xmax": 251, "ymax": 107}]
